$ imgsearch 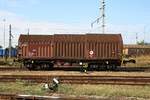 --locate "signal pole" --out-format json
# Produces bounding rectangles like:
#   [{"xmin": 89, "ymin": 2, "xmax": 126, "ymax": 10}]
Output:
[
  {"xmin": 101, "ymin": 0, "xmax": 105, "ymax": 34},
  {"xmin": 136, "ymin": 33, "xmax": 138, "ymax": 44},
  {"xmin": 27, "ymin": 28, "xmax": 30, "ymax": 36},
  {"xmin": 9, "ymin": 24, "xmax": 12, "ymax": 58},
  {"xmin": 27, "ymin": 28, "xmax": 30, "ymax": 57},
  {"xmin": 91, "ymin": 0, "xmax": 106, "ymax": 34},
  {"xmin": 3, "ymin": 19, "xmax": 6, "ymax": 49},
  {"xmin": 143, "ymin": 25, "xmax": 146, "ymax": 44}
]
